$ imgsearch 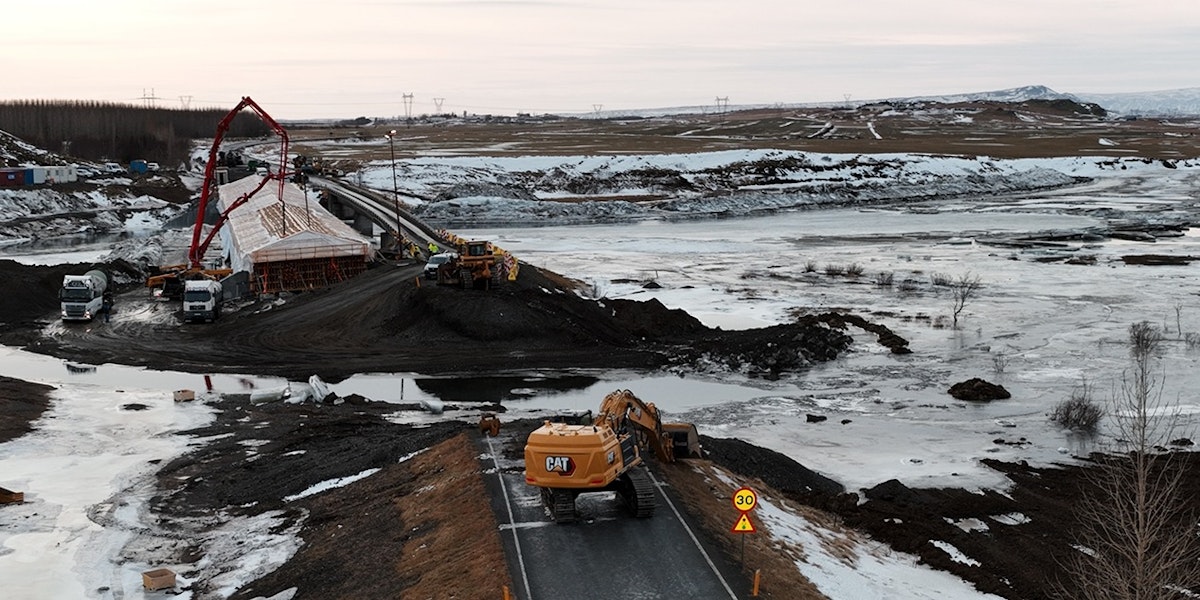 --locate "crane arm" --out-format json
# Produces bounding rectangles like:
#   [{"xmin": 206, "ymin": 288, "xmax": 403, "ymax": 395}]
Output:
[{"xmin": 188, "ymin": 96, "xmax": 290, "ymax": 268}]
